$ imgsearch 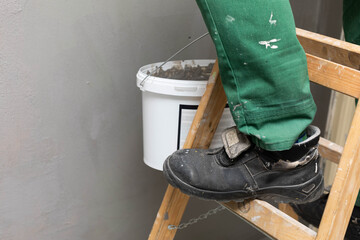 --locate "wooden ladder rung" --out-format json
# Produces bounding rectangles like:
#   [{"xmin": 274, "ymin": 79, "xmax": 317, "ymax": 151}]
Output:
[
  {"xmin": 297, "ymin": 28, "xmax": 360, "ymax": 70},
  {"xmin": 306, "ymin": 54, "xmax": 360, "ymax": 99},
  {"xmin": 319, "ymin": 137, "xmax": 343, "ymax": 164},
  {"xmin": 222, "ymin": 200, "xmax": 316, "ymax": 240}
]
